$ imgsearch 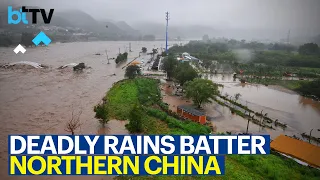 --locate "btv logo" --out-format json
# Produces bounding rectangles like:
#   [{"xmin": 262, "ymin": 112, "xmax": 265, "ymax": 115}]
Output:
[{"xmin": 8, "ymin": 6, "xmax": 54, "ymax": 25}]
